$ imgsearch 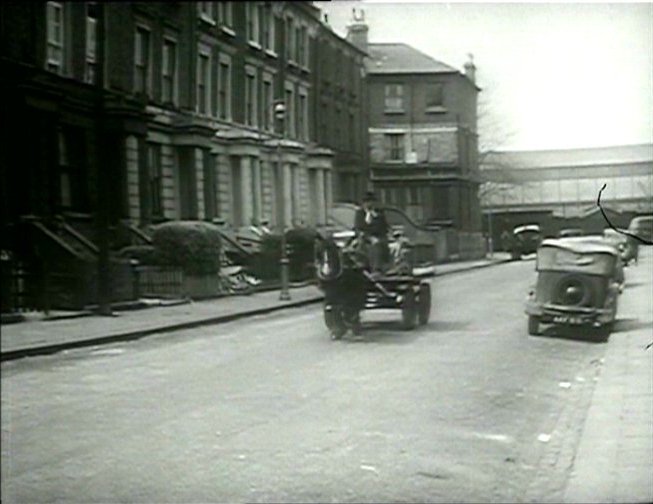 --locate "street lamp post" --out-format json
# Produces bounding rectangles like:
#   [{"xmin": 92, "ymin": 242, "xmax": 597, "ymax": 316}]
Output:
[
  {"xmin": 275, "ymin": 100, "xmax": 291, "ymax": 301},
  {"xmin": 487, "ymin": 207, "xmax": 494, "ymax": 258}
]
